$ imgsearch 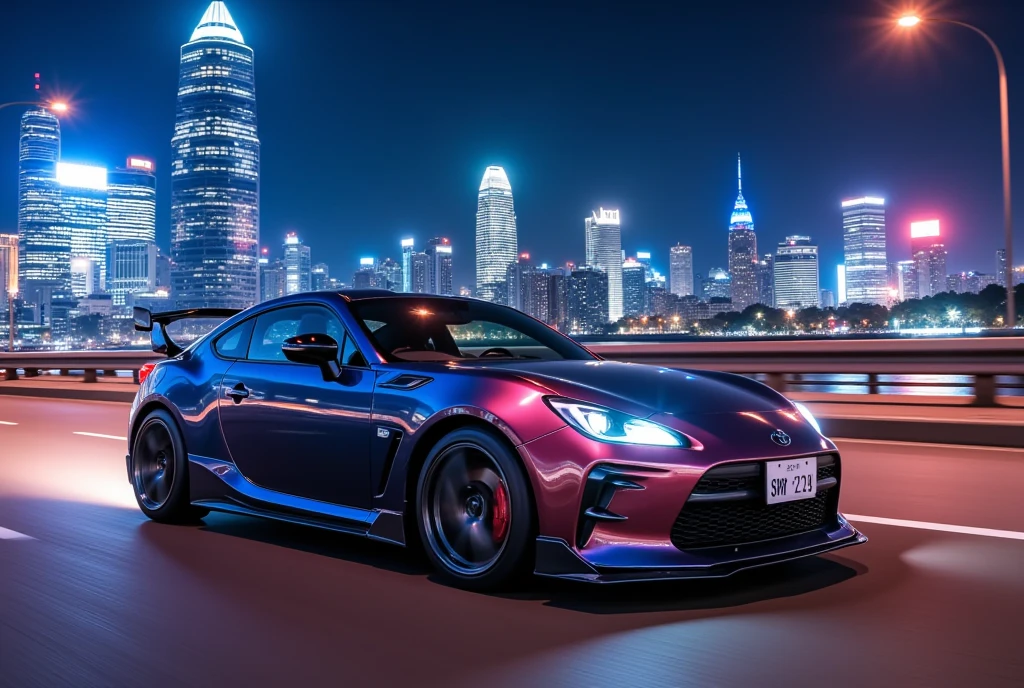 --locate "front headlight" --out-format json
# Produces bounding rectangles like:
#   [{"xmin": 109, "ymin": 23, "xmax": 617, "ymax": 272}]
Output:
[
  {"xmin": 793, "ymin": 402, "xmax": 822, "ymax": 434},
  {"xmin": 546, "ymin": 398, "xmax": 688, "ymax": 447}
]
